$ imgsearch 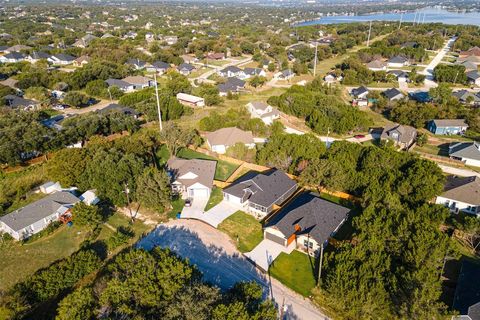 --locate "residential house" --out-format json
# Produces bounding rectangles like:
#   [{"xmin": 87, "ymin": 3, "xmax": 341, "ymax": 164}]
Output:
[
  {"xmin": 466, "ymin": 70, "xmax": 480, "ymax": 87},
  {"xmin": 388, "ymin": 70, "xmax": 409, "ymax": 82},
  {"xmin": 101, "ymin": 33, "xmax": 114, "ymax": 39},
  {"xmin": 79, "ymin": 190, "xmax": 100, "ymax": 206},
  {"xmin": 264, "ymin": 192, "xmax": 350, "ymax": 257},
  {"xmin": 41, "ymin": 115, "xmax": 65, "ymax": 130},
  {"xmin": 105, "ymin": 79, "xmax": 135, "ymax": 92},
  {"xmin": 39, "ymin": 181, "xmax": 62, "ymax": 194},
  {"xmin": 324, "ymin": 73, "xmax": 341, "ymax": 84},
  {"xmin": 123, "ymin": 31, "xmax": 138, "ymax": 40},
  {"xmin": 26, "ymin": 51, "xmax": 51, "ymax": 63},
  {"xmin": 387, "ymin": 56, "xmax": 409, "ymax": 68},
  {"xmin": 351, "ymin": 86, "xmax": 369, "ymax": 99},
  {"xmin": 218, "ymin": 66, "xmax": 245, "ymax": 78},
  {"xmin": 243, "ymin": 68, "xmax": 266, "ymax": 78},
  {"xmin": 380, "ymin": 123, "xmax": 417, "ymax": 150},
  {"xmin": 459, "ymin": 46, "xmax": 480, "ymax": 58},
  {"xmin": 122, "ymin": 76, "xmax": 153, "ymax": 90},
  {"xmin": 458, "ymin": 60, "xmax": 478, "ymax": 72},
  {"xmin": 205, "ymin": 127, "xmax": 255, "ymax": 154},
  {"xmin": 435, "ymin": 176, "xmax": 479, "ymax": 216},
  {"xmin": 452, "ymin": 260, "xmax": 480, "ymax": 320},
  {"xmin": 163, "ymin": 36, "xmax": 178, "ymax": 45},
  {"xmin": 0, "ymin": 191, "xmax": 80, "ymax": 240},
  {"xmin": 383, "ymin": 88, "xmax": 404, "ymax": 101},
  {"xmin": 274, "ymin": 69, "xmax": 294, "ymax": 81},
  {"xmin": 147, "ymin": 61, "xmax": 170, "ymax": 74},
  {"xmin": 73, "ymin": 34, "xmax": 97, "ymax": 48},
  {"xmin": 99, "ymin": 103, "xmax": 140, "ymax": 118},
  {"xmin": 452, "ymin": 89, "xmax": 480, "ymax": 105},
  {"xmin": 428, "ymin": 119, "xmax": 469, "ymax": 135},
  {"xmin": 206, "ymin": 52, "xmax": 225, "ymax": 60},
  {"xmin": 457, "ymin": 55, "xmax": 480, "ymax": 66},
  {"xmin": 217, "ymin": 77, "xmax": 246, "ymax": 96},
  {"xmin": 177, "ymin": 63, "xmax": 195, "ymax": 76},
  {"xmin": 223, "ymin": 169, "xmax": 297, "ymax": 218},
  {"xmin": 246, "ymin": 101, "xmax": 280, "ymax": 125},
  {"xmin": 409, "ymin": 91, "xmax": 432, "ymax": 103},
  {"xmin": 166, "ymin": 157, "xmax": 216, "ymax": 199},
  {"xmin": 126, "ymin": 58, "xmax": 147, "ymax": 70},
  {"xmin": 449, "ymin": 141, "xmax": 480, "ymax": 167},
  {"xmin": 260, "ymin": 59, "xmax": 271, "ymax": 70},
  {"xmin": 0, "ymin": 52, "xmax": 26, "ymax": 63},
  {"xmin": 145, "ymin": 32, "xmax": 155, "ymax": 42},
  {"xmin": 3, "ymin": 95, "xmax": 39, "ymax": 110},
  {"xmin": 367, "ymin": 59, "xmax": 387, "ymax": 71},
  {"xmin": 5, "ymin": 45, "xmax": 31, "ymax": 53},
  {"xmin": 73, "ymin": 55, "xmax": 91, "ymax": 67},
  {"xmin": 176, "ymin": 93, "xmax": 205, "ymax": 107},
  {"xmin": 48, "ymin": 53, "xmax": 76, "ymax": 65}
]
